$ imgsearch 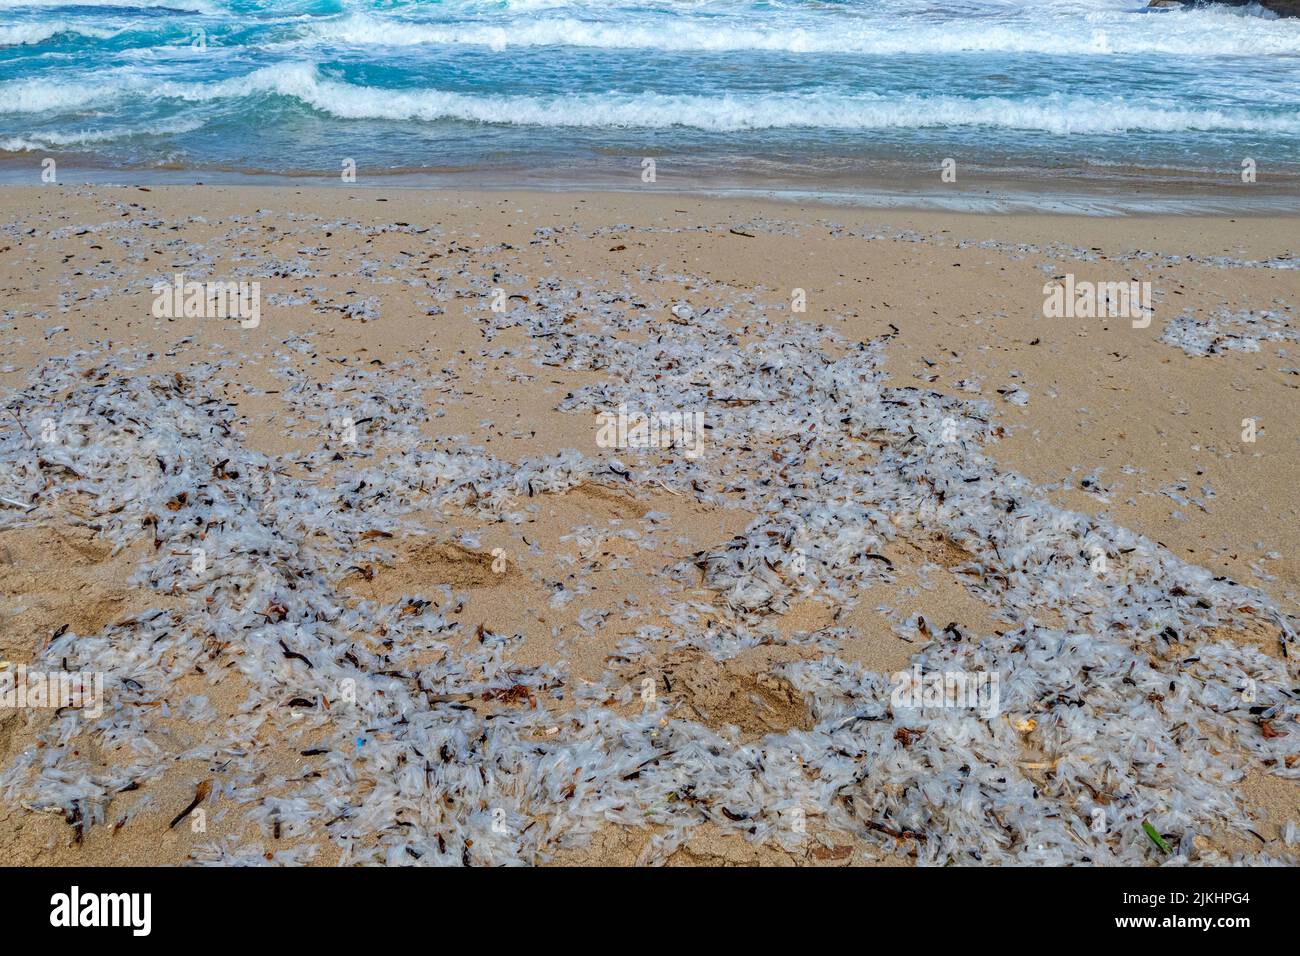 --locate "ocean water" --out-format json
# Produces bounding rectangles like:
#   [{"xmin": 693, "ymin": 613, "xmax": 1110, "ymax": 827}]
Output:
[{"xmin": 2, "ymin": 0, "xmax": 1300, "ymax": 197}]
